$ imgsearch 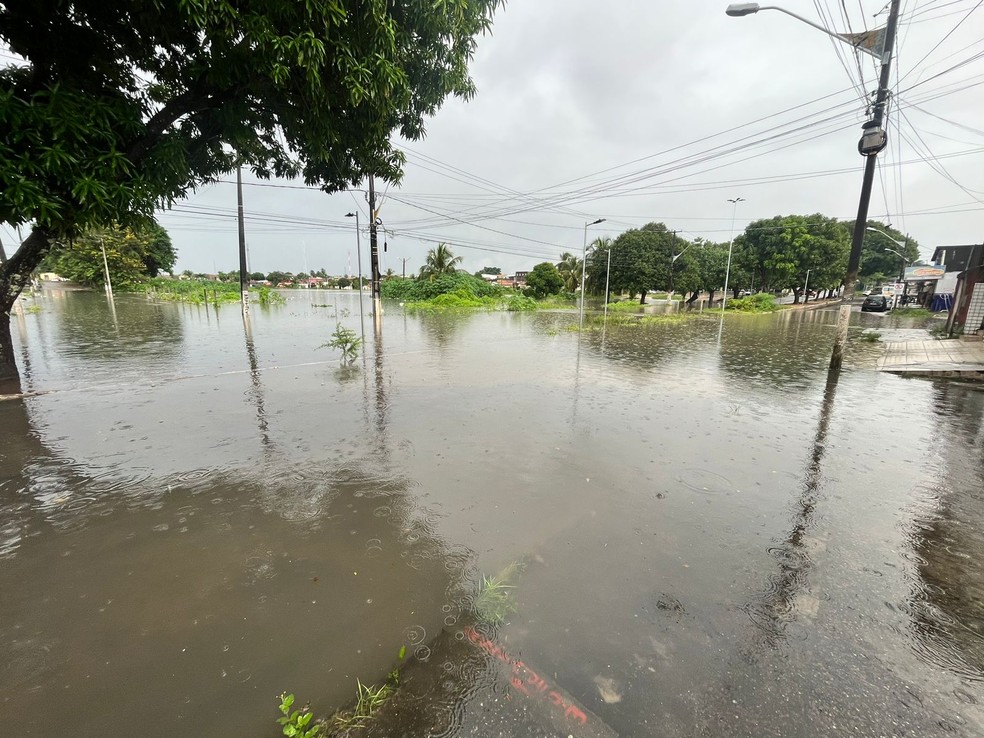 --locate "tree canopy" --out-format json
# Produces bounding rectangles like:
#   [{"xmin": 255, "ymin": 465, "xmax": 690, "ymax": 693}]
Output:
[
  {"xmin": 419, "ymin": 243, "xmax": 463, "ymax": 280},
  {"xmin": 849, "ymin": 220, "xmax": 921, "ymax": 285},
  {"xmin": 586, "ymin": 223, "xmax": 684, "ymax": 303},
  {"xmin": 0, "ymin": 0, "xmax": 502, "ymax": 380},
  {"xmin": 524, "ymin": 262, "xmax": 564, "ymax": 298},
  {"xmin": 734, "ymin": 214, "xmax": 849, "ymax": 300},
  {"xmin": 556, "ymin": 251, "xmax": 583, "ymax": 293},
  {"xmin": 41, "ymin": 221, "xmax": 176, "ymax": 288},
  {"xmin": 0, "ymin": 0, "xmax": 502, "ymax": 239}
]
